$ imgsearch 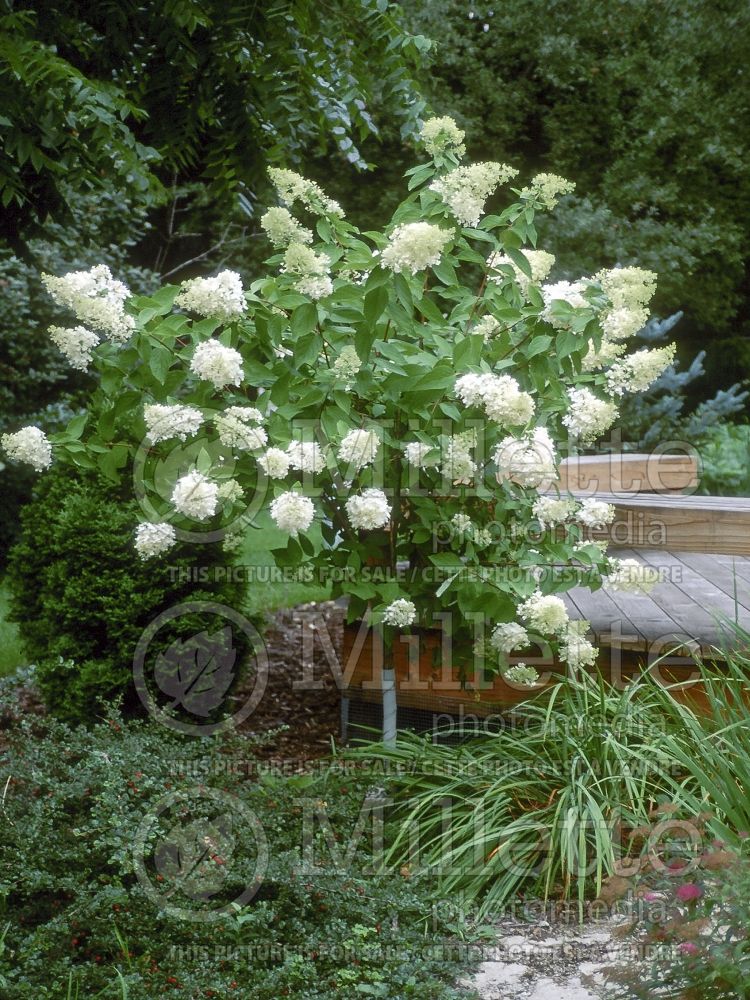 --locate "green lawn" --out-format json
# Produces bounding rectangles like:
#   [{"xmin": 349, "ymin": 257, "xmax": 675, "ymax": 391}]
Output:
[{"xmin": 0, "ymin": 578, "xmax": 26, "ymax": 677}]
